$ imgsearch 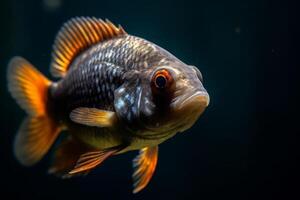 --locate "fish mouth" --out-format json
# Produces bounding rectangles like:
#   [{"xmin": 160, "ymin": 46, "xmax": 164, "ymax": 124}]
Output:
[
  {"xmin": 177, "ymin": 91, "xmax": 210, "ymax": 110},
  {"xmin": 170, "ymin": 90, "xmax": 209, "ymax": 132}
]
